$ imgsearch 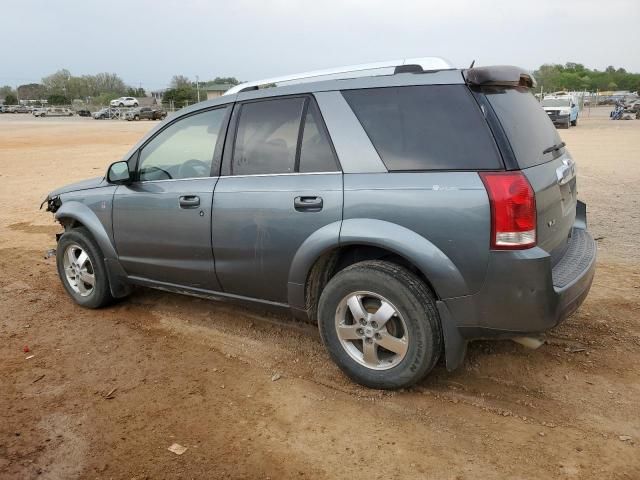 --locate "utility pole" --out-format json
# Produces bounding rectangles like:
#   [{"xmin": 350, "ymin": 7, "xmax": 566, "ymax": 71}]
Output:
[{"xmin": 196, "ymin": 75, "xmax": 200, "ymax": 103}]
